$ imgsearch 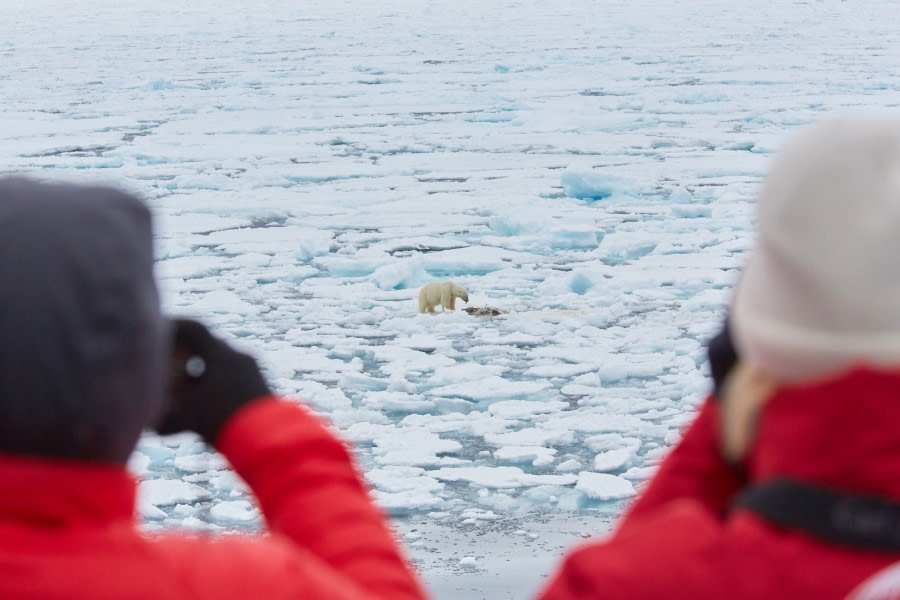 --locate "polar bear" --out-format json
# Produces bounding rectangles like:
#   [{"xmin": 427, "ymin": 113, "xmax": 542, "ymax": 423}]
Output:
[{"xmin": 418, "ymin": 280, "xmax": 469, "ymax": 313}]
